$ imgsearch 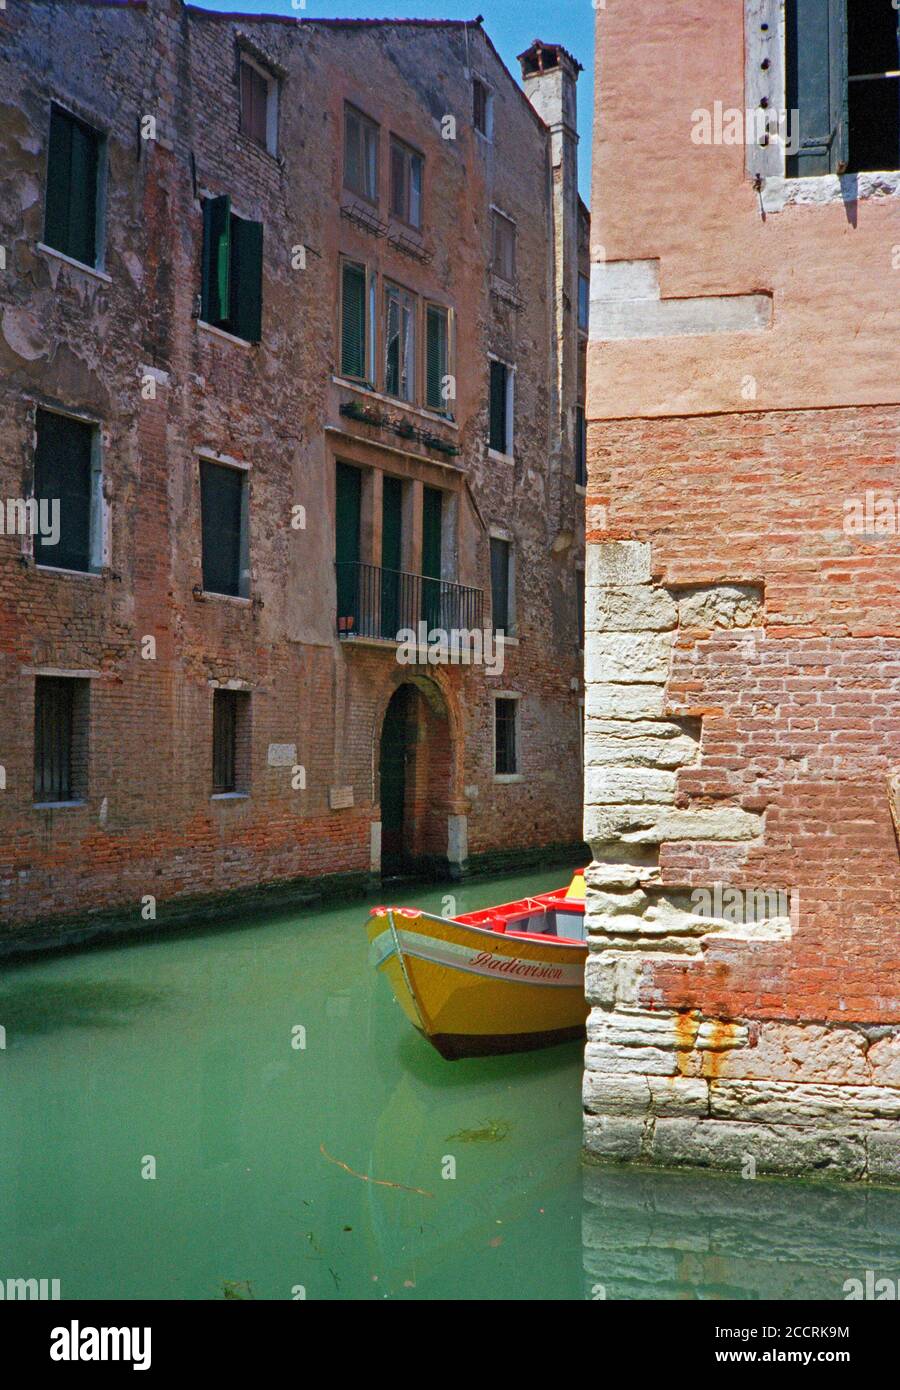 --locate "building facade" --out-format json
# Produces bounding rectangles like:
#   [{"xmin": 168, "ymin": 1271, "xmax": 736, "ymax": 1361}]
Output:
[
  {"xmin": 583, "ymin": 0, "xmax": 900, "ymax": 1180},
  {"xmin": 0, "ymin": 0, "xmax": 587, "ymax": 943}
]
